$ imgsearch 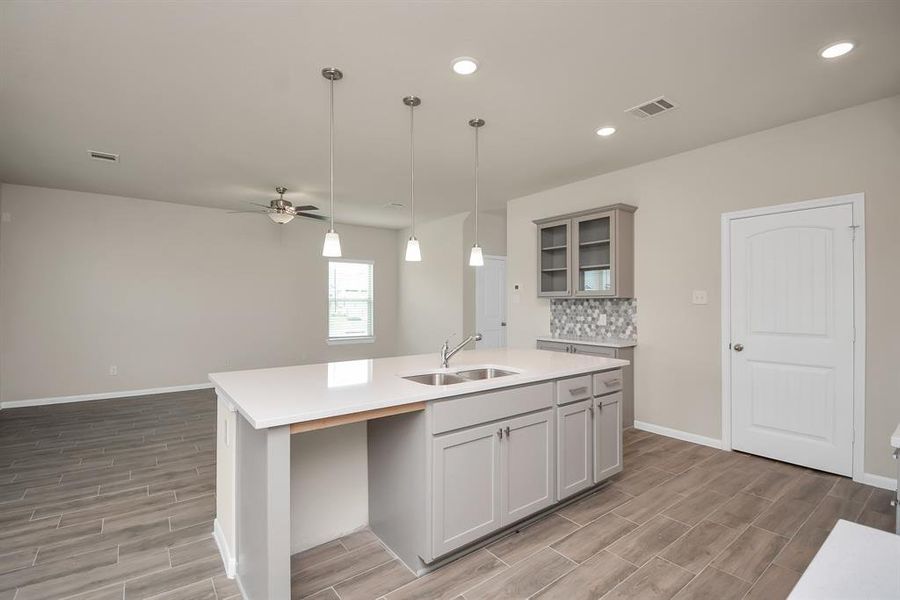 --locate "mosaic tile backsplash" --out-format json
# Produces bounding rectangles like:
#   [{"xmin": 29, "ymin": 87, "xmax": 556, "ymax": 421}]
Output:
[{"xmin": 550, "ymin": 298, "xmax": 637, "ymax": 340}]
